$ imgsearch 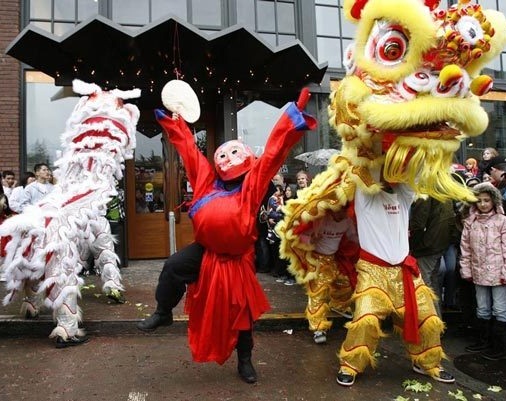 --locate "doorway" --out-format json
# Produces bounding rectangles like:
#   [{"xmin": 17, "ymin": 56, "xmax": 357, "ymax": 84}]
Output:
[
  {"xmin": 126, "ymin": 111, "xmax": 215, "ymax": 260},
  {"xmin": 125, "ymin": 132, "xmax": 170, "ymax": 259}
]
